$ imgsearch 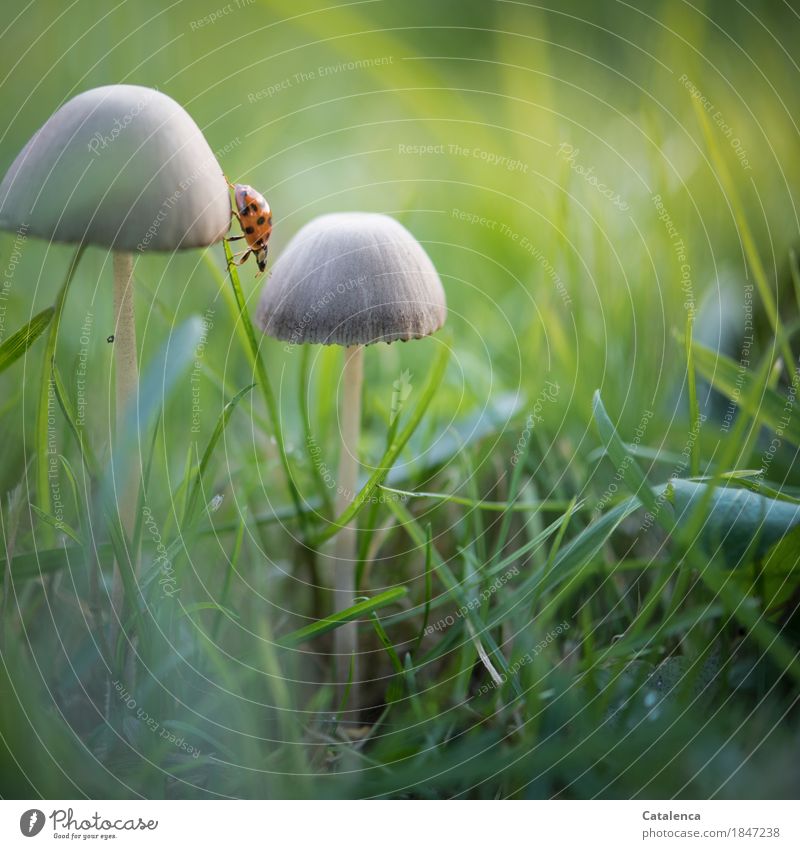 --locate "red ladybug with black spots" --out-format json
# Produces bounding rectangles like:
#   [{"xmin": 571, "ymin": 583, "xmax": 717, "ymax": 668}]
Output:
[{"xmin": 227, "ymin": 180, "xmax": 272, "ymax": 273}]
